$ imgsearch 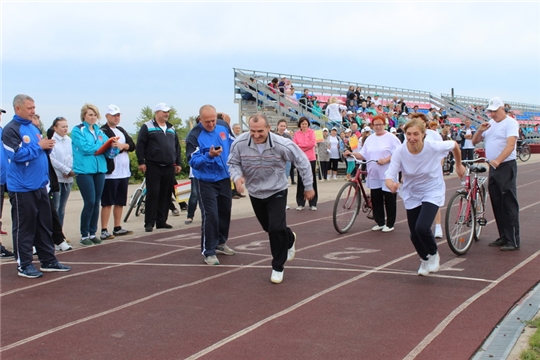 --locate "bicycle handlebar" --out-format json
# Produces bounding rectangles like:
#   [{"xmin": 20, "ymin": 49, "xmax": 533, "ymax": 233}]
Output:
[
  {"xmin": 354, "ymin": 159, "xmax": 379, "ymax": 165},
  {"xmin": 462, "ymin": 158, "xmax": 490, "ymax": 164}
]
